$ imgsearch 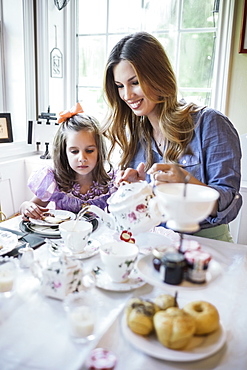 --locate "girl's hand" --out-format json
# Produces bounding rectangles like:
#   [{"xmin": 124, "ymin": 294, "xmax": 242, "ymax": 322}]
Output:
[
  {"xmin": 147, "ymin": 163, "xmax": 190, "ymax": 185},
  {"xmin": 115, "ymin": 162, "xmax": 146, "ymax": 186},
  {"xmin": 20, "ymin": 201, "xmax": 49, "ymax": 221}
]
